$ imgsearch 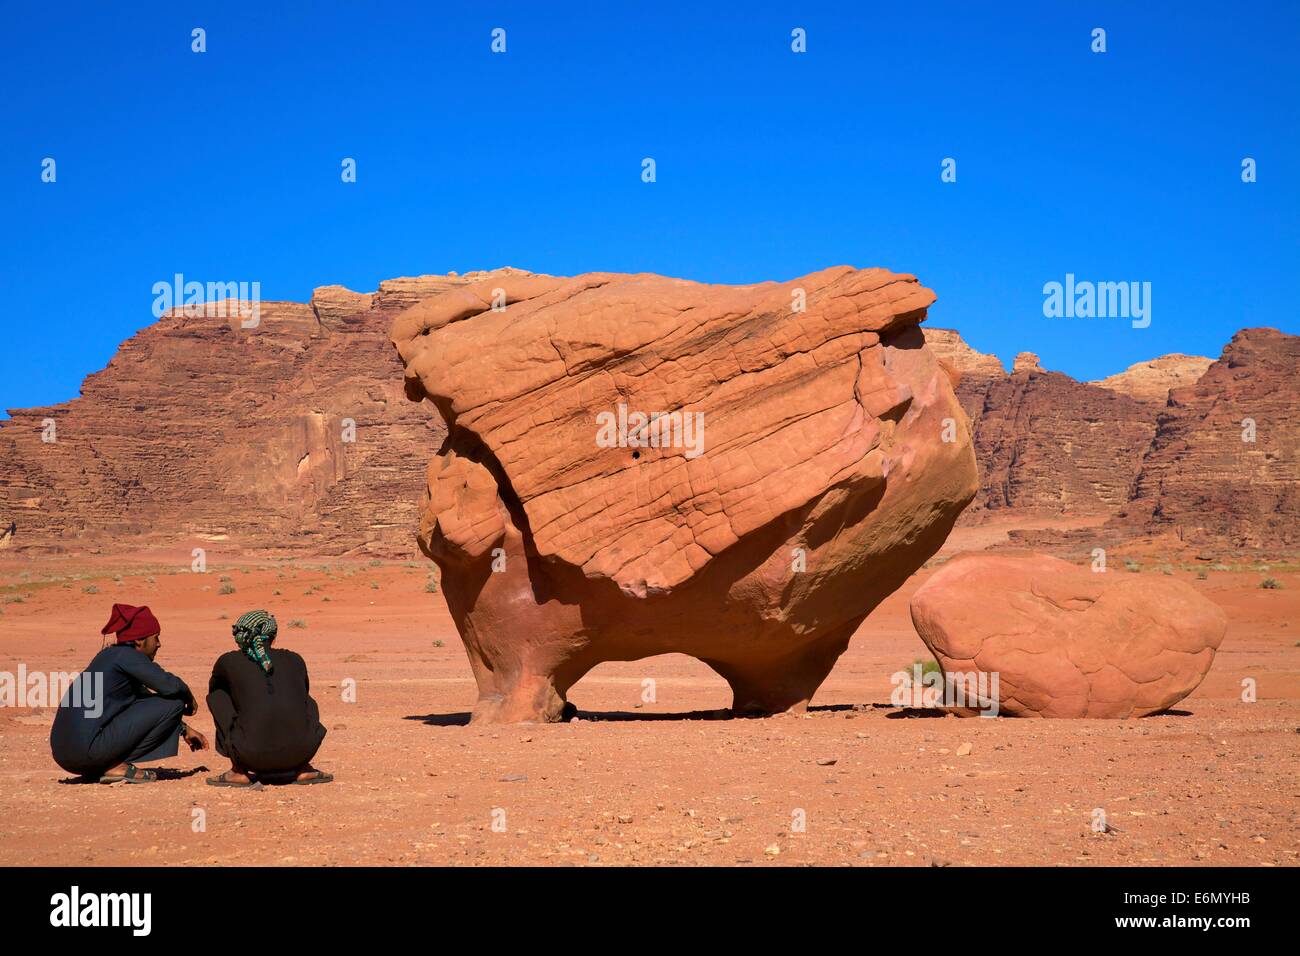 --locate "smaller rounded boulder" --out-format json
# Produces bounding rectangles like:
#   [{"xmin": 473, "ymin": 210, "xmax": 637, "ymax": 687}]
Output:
[{"xmin": 909, "ymin": 552, "xmax": 1227, "ymax": 718}]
